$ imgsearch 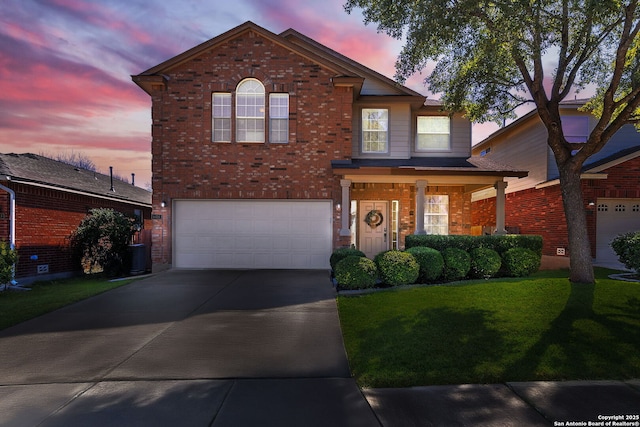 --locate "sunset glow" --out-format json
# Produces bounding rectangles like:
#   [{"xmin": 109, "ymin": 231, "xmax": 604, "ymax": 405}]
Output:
[{"xmin": 1, "ymin": 0, "xmax": 499, "ymax": 188}]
